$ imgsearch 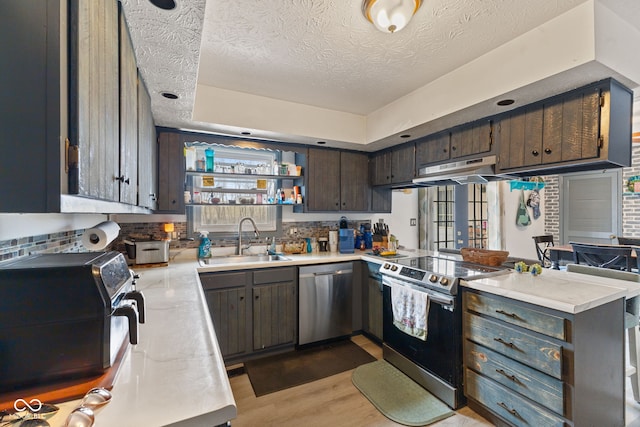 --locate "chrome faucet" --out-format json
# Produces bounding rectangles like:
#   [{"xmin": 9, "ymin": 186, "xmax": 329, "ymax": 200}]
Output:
[{"xmin": 237, "ymin": 217, "xmax": 260, "ymax": 255}]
